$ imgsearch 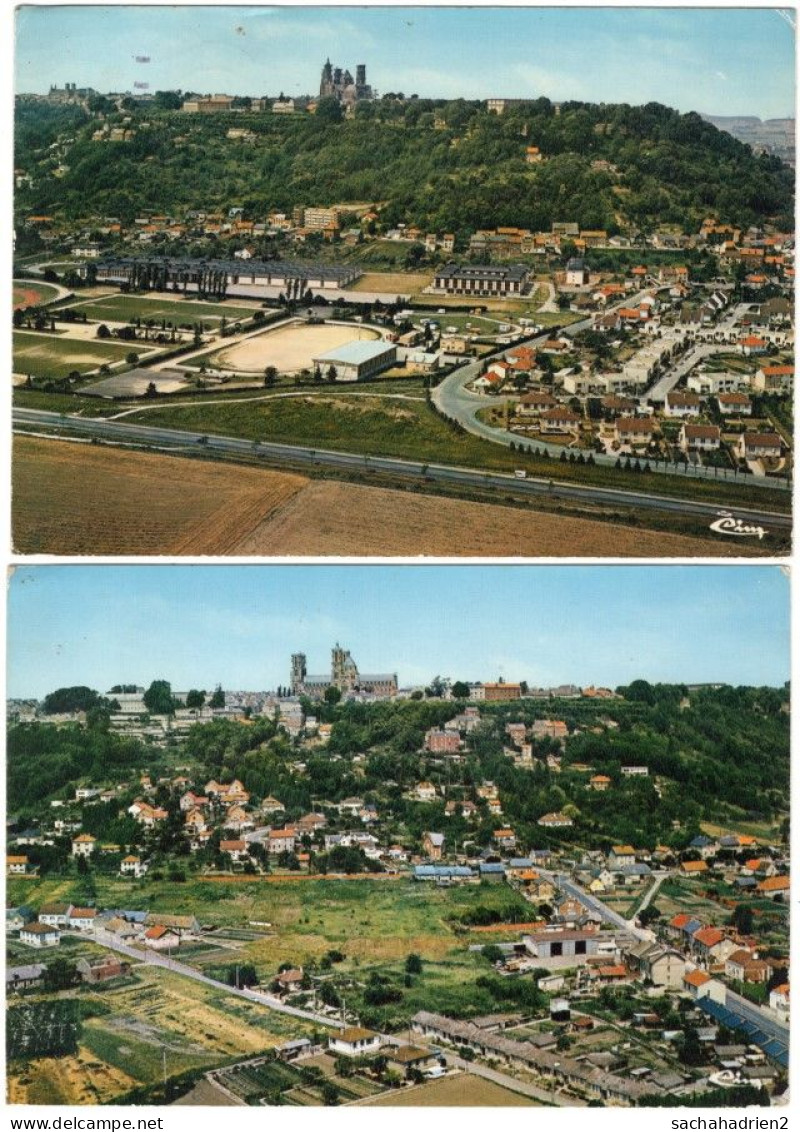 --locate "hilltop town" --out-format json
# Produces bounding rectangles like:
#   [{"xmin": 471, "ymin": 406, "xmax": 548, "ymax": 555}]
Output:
[
  {"xmin": 12, "ymin": 70, "xmax": 794, "ymax": 555},
  {"xmin": 7, "ymin": 656, "xmax": 789, "ymax": 1107}
]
